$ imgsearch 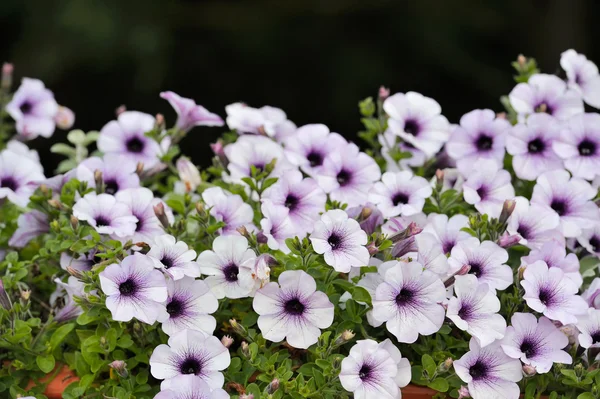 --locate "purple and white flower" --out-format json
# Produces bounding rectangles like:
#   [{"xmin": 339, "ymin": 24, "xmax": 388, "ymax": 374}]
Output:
[
  {"xmin": 407, "ymin": 232, "xmax": 449, "ymax": 277},
  {"xmin": 447, "ymin": 275, "xmax": 507, "ymax": 347},
  {"xmin": 99, "ymin": 253, "xmax": 168, "ymax": 324},
  {"xmin": 531, "ymin": 170, "xmax": 599, "ymax": 237},
  {"xmin": 60, "ymin": 252, "xmax": 98, "ymax": 273},
  {"xmin": 160, "ymin": 91, "xmax": 224, "ymax": 132},
  {"xmin": 6, "ymin": 78, "xmax": 59, "ymax": 139},
  {"xmin": 506, "ymin": 113, "xmax": 564, "ymax": 180},
  {"xmin": 310, "ymin": 209, "xmax": 369, "ymax": 272},
  {"xmin": 462, "ymin": 159, "xmax": 515, "ymax": 218},
  {"xmin": 201, "ymin": 187, "xmax": 254, "ymax": 235},
  {"xmin": 52, "ymin": 277, "xmax": 86, "ymax": 322},
  {"xmin": 578, "ymin": 225, "xmax": 600, "ymax": 257},
  {"xmin": 260, "ymin": 201, "xmax": 295, "ymax": 253},
  {"xmin": 372, "ymin": 261, "xmax": 446, "ymax": 343},
  {"xmin": 253, "ymin": 270, "xmax": 334, "ymax": 349},
  {"xmin": 339, "ymin": 339, "xmax": 411, "ymax": 399},
  {"xmin": 508, "ymin": 73, "xmax": 584, "ymax": 121},
  {"xmin": 501, "ymin": 313, "xmax": 571, "ymax": 373},
  {"xmin": 521, "ymin": 260, "xmax": 587, "ymax": 325},
  {"xmin": 582, "ymin": 278, "xmax": 600, "ymax": 309},
  {"xmin": 521, "ymin": 240, "xmax": 582, "ymax": 287},
  {"xmin": 383, "ymin": 92, "xmax": 450, "ymax": 158},
  {"xmin": 346, "ymin": 203, "xmax": 384, "ymax": 235},
  {"xmin": 150, "ymin": 329, "xmax": 230, "ymax": 389},
  {"xmin": 379, "ymin": 129, "xmax": 428, "ymax": 170},
  {"xmin": 176, "ymin": 157, "xmax": 201, "ymax": 193},
  {"xmin": 76, "ymin": 155, "xmax": 140, "ymax": 195},
  {"xmin": 161, "ymin": 277, "xmax": 218, "ymax": 336},
  {"xmin": 561, "ymin": 49, "xmax": 600, "ymax": 108},
  {"xmin": 576, "ymin": 308, "xmax": 600, "ymax": 349},
  {"xmin": 454, "ymin": 338, "xmax": 522, "ymax": 399},
  {"xmin": 0, "ymin": 149, "xmax": 45, "ymax": 207},
  {"xmin": 148, "ymin": 234, "xmax": 200, "ymax": 280},
  {"xmin": 446, "ymin": 109, "xmax": 511, "ymax": 174},
  {"xmin": 6, "ymin": 140, "xmax": 40, "ymax": 162},
  {"xmin": 449, "ymin": 237, "xmax": 513, "ymax": 291},
  {"xmin": 368, "ymin": 171, "xmax": 432, "ymax": 218},
  {"xmin": 8, "ymin": 210, "xmax": 48, "ymax": 248},
  {"xmin": 316, "ymin": 142, "xmax": 381, "ymax": 207},
  {"xmin": 505, "ymin": 196, "xmax": 561, "ymax": 250},
  {"xmin": 156, "ymin": 375, "xmax": 229, "ymax": 399},
  {"xmin": 197, "ymin": 235, "xmax": 256, "ymax": 299},
  {"xmin": 553, "ymin": 113, "xmax": 600, "ymax": 180},
  {"xmin": 225, "ymin": 102, "xmax": 296, "ymax": 141},
  {"xmin": 72, "ymin": 193, "xmax": 138, "ymax": 238},
  {"xmin": 422, "ymin": 213, "xmax": 471, "ymax": 255}
]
